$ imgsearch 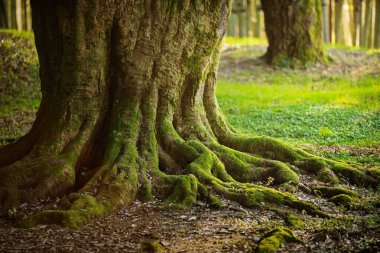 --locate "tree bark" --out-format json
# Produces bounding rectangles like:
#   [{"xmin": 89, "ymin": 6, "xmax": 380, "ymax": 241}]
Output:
[
  {"xmin": 322, "ymin": 0, "xmax": 330, "ymax": 43},
  {"xmin": 0, "ymin": 0, "xmax": 377, "ymax": 228},
  {"xmin": 353, "ymin": 0, "xmax": 362, "ymax": 46},
  {"xmin": 25, "ymin": 0, "xmax": 31, "ymax": 31},
  {"xmin": 363, "ymin": 0, "xmax": 374, "ymax": 48},
  {"xmin": 0, "ymin": 0, "xmax": 7, "ymax": 28},
  {"xmin": 247, "ymin": 0, "xmax": 257, "ymax": 38},
  {"xmin": 375, "ymin": 0, "xmax": 380, "ymax": 48},
  {"xmin": 261, "ymin": 0, "xmax": 326, "ymax": 65},
  {"xmin": 15, "ymin": 0, "xmax": 22, "ymax": 30},
  {"xmin": 334, "ymin": 0, "xmax": 344, "ymax": 44}
]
